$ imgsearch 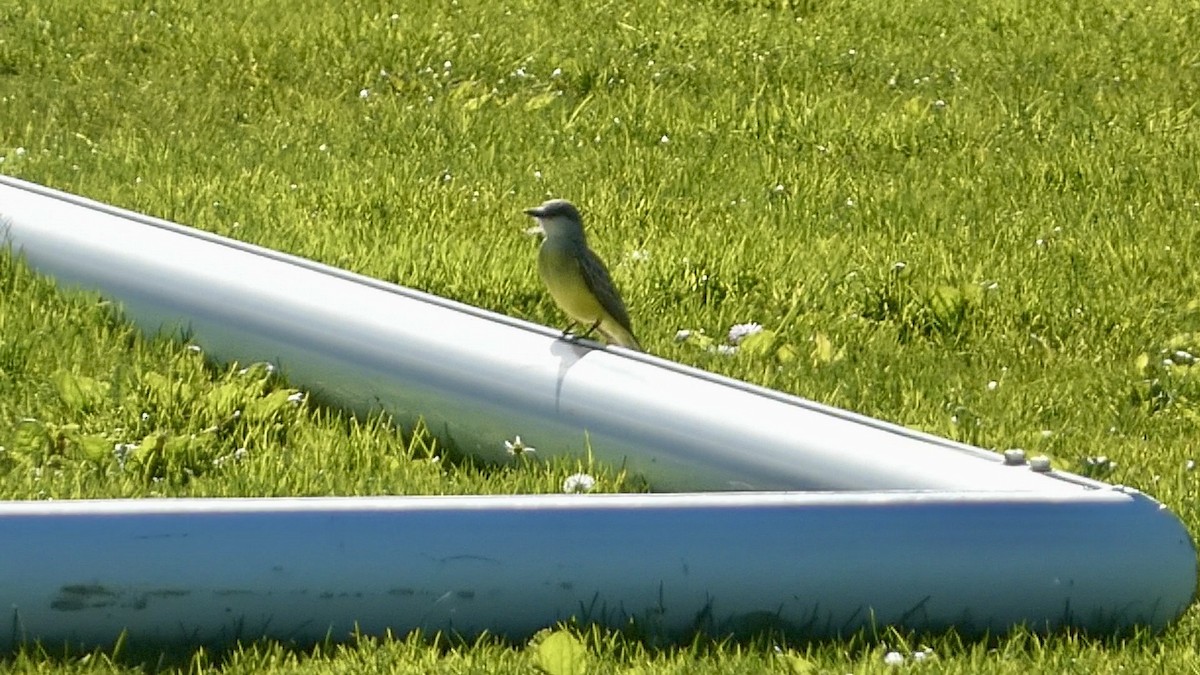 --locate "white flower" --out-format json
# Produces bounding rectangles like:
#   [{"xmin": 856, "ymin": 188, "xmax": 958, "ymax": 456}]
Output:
[
  {"xmin": 562, "ymin": 473, "xmax": 596, "ymax": 493},
  {"xmin": 112, "ymin": 443, "xmax": 136, "ymax": 470},
  {"xmin": 715, "ymin": 344, "xmax": 738, "ymax": 356},
  {"xmin": 359, "ymin": 88, "xmax": 370, "ymax": 99},
  {"xmin": 186, "ymin": 344, "xmax": 202, "ymax": 353},
  {"xmin": 238, "ymin": 362, "xmax": 274, "ymax": 376},
  {"xmin": 287, "ymin": 392, "xmax": 305, "ymax": 405},
  {"xmin": 1187, "ymin": 460, "xmax": 1195, "ymax": 471},
  {"xmin": 627, "ymin": 249, "xmax": 649, "ymax": 262},
  {"xmin": 727, "ymin": 322, "xmax": 763, "ymax": 344},
  {"xmin": 674, "ymin": 329, "xmax": 692, "ymax": 342},
  {"xmin": 15, "ymin": 147, "xmax": 26, "ymax": 156},
  {"xmin": 660, "ymin": 134, "xmax": 670, "ymax": 144},
  {"xmin": 443, "ymin": 60, "xmax": 452, "ymax": 70},
  {"xmin": 533, "ymin": 170, "xmax": 542, "ymax": 179},
  {"xmin": 883, "ymin": 651, "xmax": 904, "ymax": 666},
  {"xmin": 934, "ymin": 99, "xmax": 946, "ymax": 109},
  {"xmin": 504, "ymin": 435, "xmax": 536, "ymax": 456},
  {"xmin": 551, "ymin": 68, "xmax": 562, "ymax": 77},
  {"xmin": 986, "ymin": 380, "xmax": 998, "ymax": 391}
]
